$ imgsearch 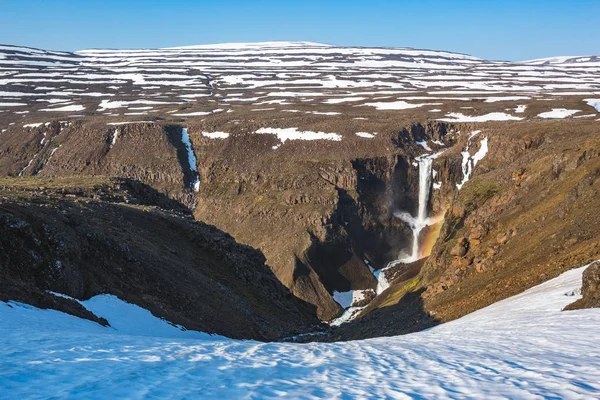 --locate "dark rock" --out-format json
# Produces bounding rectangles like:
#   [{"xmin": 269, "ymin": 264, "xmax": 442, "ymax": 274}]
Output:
[{"xmin": 564, "ymin": 261, "xmax": 600, "ymax": 310}]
